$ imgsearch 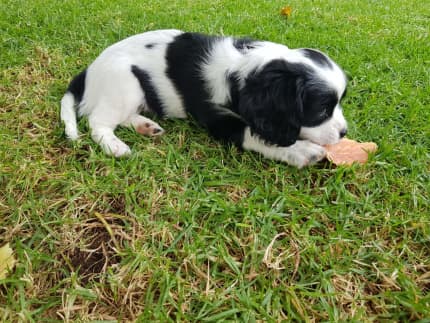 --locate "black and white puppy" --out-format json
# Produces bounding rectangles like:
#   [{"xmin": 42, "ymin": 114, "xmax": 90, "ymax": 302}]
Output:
[{"xmin": 61, "ymin": 29, "xmax": 348, "ymax": 168}]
